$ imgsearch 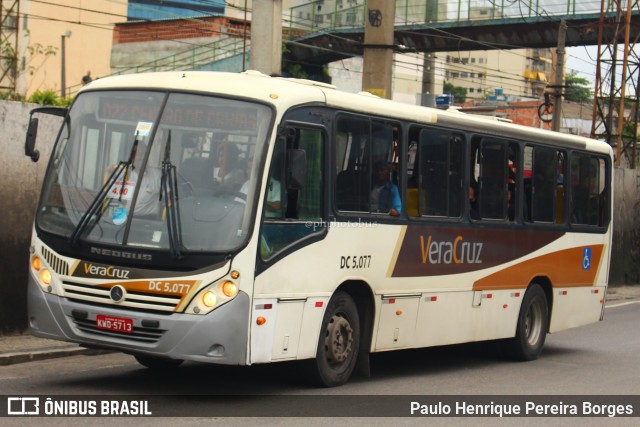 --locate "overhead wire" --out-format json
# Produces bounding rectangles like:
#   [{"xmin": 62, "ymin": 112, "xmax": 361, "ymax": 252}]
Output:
[
  {"xmin": 287, "ymin": 1, "xmax": 601, "ymax": 97},
  {"xmin": 24, "ymin": 0, "xmax": 603, "ymax": 100}
]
